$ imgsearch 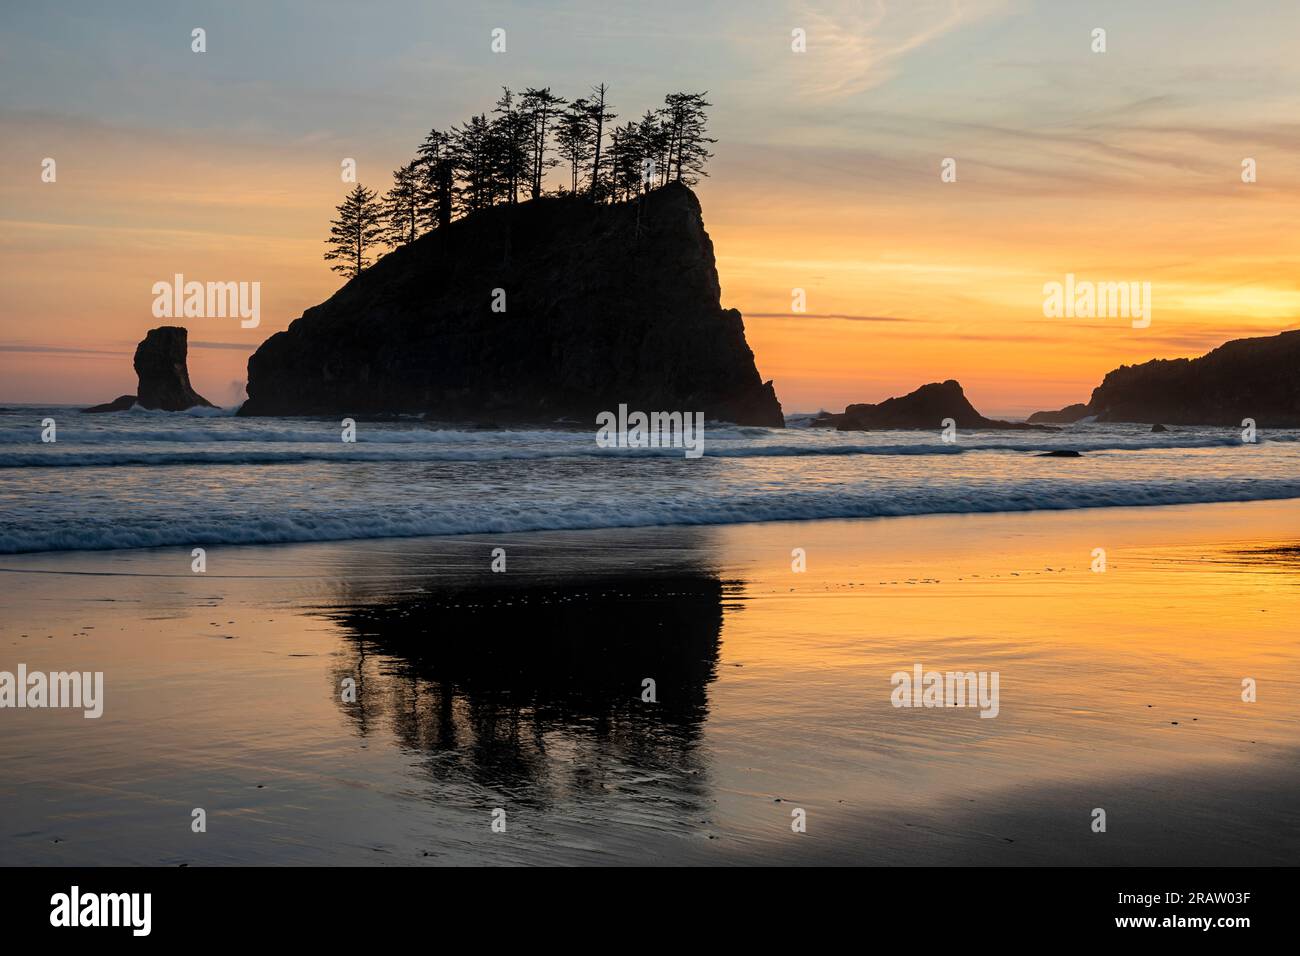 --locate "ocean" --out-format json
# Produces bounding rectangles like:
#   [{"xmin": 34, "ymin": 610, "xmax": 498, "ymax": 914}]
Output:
[
  {"xmin": 3, "ymin": 406, "xmax": 1299, "ymax": 865},
  {"xmin": 2, "ymin": 405, "xmax": 1298, "ymax": 555}
]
